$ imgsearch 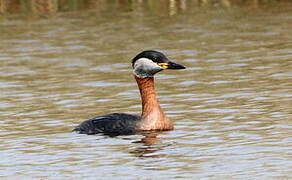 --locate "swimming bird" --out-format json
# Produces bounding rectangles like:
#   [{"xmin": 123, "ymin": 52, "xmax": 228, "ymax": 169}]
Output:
[{"xmin": 74, "ymin": 50, "xmax": 185, "ymax": 136}]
